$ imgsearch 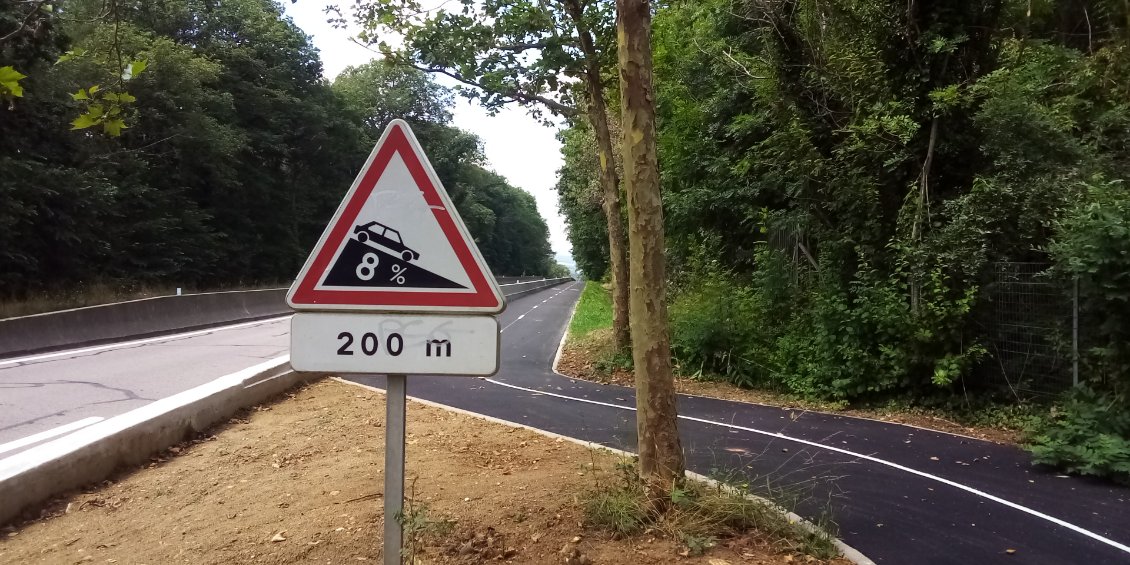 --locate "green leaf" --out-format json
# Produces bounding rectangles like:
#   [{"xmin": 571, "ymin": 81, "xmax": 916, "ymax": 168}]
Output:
[
  {"xmin": 71, "ymin": 112, "xmax": 101, "ymax": 130},
  {"xmin": 55, "ymin": 48, "xmax": 86, "ymax": 64},
  {"xmin": 117, "ymin": 92, "xmax": 137, "ymax": 104},
  {"xmin": 102, "ymin": 118, "xmax": 127, "ymax": 137},
  {"xmin": 0, "ymin": 66, "xmax": 27, "ymax": 82},
  {"xmin": 71, "ymin": 88, "xmax": 89, "ymax": 101},
  {"xmin": 0, "ymin": 66, "xmax": 27, "ymax": 97},
  {"xmin": 87, "ymin": 84, "xmax": 101, "ymax": 95},
  {"xmin": 123, "ymin": 60, "xmax": 148, "ymax": 81}
]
